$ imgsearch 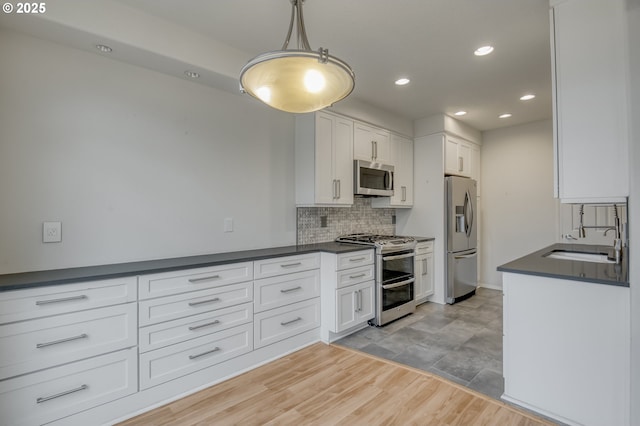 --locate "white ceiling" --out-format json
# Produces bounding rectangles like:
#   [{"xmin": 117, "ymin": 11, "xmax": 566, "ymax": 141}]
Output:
[{"xmin": 2, "ymin": 0, "xmax": 553, "ymax": 132}]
